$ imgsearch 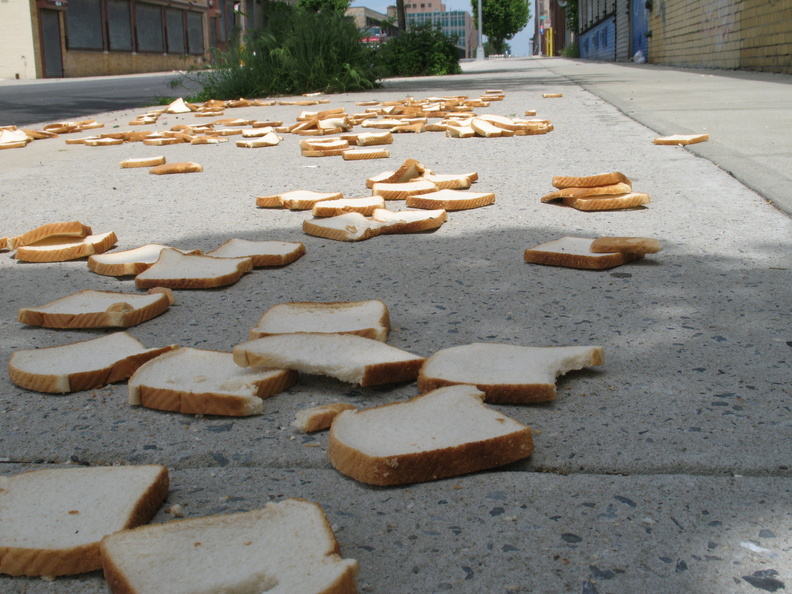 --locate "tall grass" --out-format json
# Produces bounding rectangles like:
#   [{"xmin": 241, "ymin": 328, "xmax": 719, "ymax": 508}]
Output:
[{"xmin": 194, "ymin": 4, "xmax": 380, "ymax": 99}]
